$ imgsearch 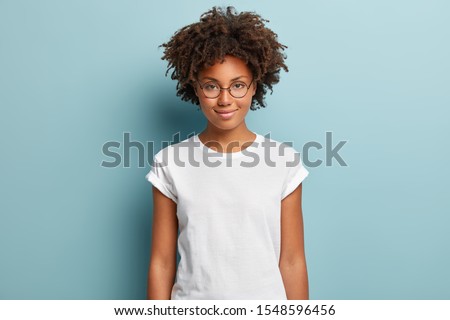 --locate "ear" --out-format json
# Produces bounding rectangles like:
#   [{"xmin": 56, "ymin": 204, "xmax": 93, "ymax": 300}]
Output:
[
  {"xmin": 251, "ymin": 81, "xmax": 257, "ymax": 96},
  {"xmin": 193, "ymin": 83, "xmax": 200, "ymax": 98}
]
